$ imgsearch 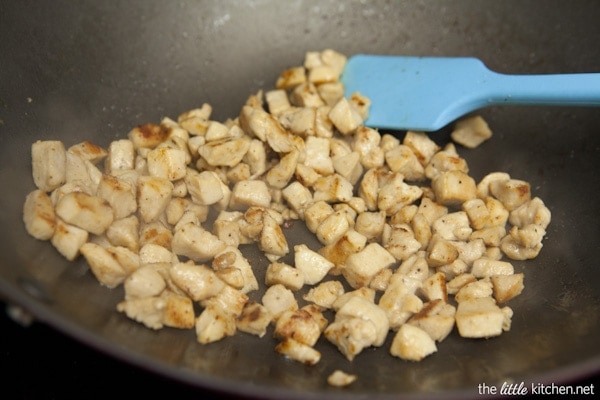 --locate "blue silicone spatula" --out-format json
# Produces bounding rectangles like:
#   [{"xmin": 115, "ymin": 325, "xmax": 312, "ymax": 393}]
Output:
[{"xmin": 341, "ymin": 54, "xmax": 600, "ymax": 132}]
